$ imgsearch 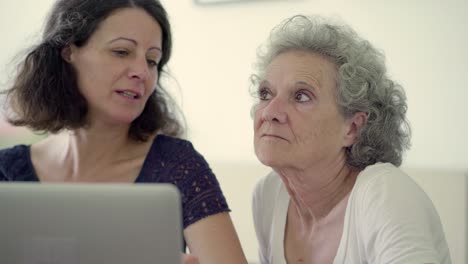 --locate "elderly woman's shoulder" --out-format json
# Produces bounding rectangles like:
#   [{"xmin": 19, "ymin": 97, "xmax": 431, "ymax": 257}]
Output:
[
  {"xmin": 352, "ymin": 162, "xmax": 436, "ymax": 212},
  {"xmin": 350, "ymin": 163, "xmax": 450, "ymax": 263},
  {"xmin": 356, "ymin": 163, "xmax": 418, "ymax": 189}
]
